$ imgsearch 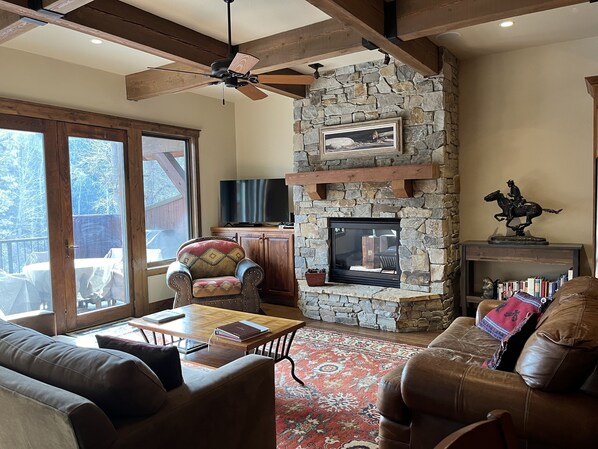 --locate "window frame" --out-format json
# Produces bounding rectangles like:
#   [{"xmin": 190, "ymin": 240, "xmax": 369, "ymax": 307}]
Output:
[
  {"xmin": 141, "ymin": 131, "xmax": 200, "ymax": 270},
  {"xmin": 0, "ymin": 98, "xmax": 201, "ymax": 330}
]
